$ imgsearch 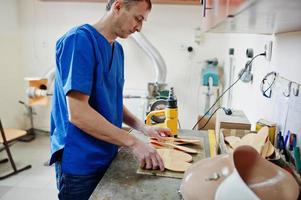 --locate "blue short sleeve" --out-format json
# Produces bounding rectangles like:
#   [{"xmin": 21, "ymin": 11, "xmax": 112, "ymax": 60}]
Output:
[
  {"xmin": 51, "ymin": 24, "xmax": 123, "ymax": 175},
  {"xmin": 56, "ymin": 30, "xmax": 95, "ymax": 96}
]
